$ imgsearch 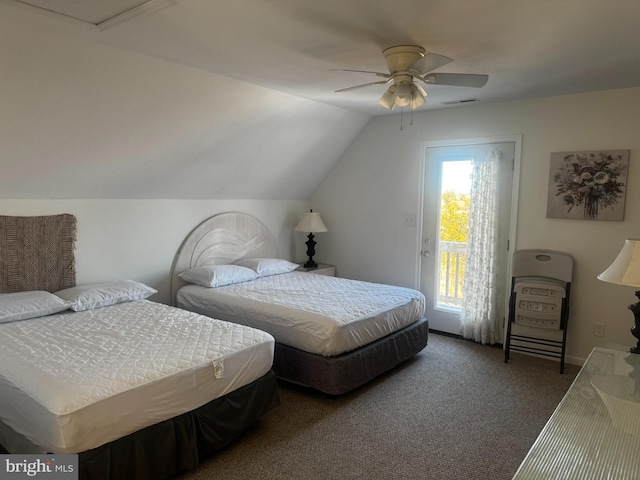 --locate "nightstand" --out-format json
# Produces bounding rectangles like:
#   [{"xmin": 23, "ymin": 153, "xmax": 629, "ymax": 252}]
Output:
[{"xmin": 296, "ymin": 263, "xmax": 336, "ymax": 277}]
